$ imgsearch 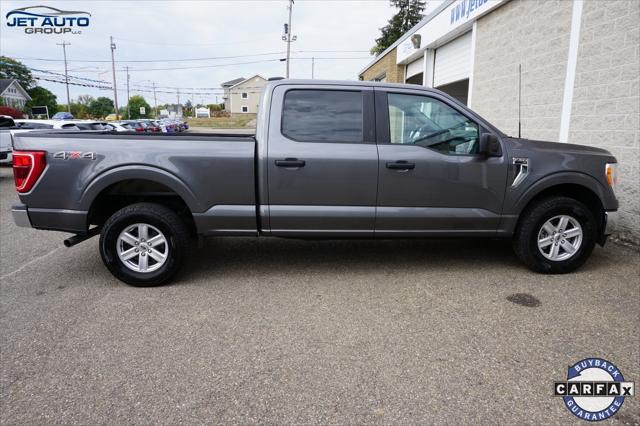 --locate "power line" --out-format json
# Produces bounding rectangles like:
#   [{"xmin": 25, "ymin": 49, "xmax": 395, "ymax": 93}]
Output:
[{"xmin": 7, "ymin": 50, "xmax": 370, "ymax": 64}]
